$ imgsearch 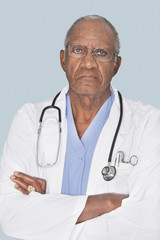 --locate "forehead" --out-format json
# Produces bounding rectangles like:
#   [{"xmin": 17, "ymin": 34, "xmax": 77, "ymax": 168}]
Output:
[{"xmin": 67, "ymin": 20, "xmax": 115, "ymax": 49}]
